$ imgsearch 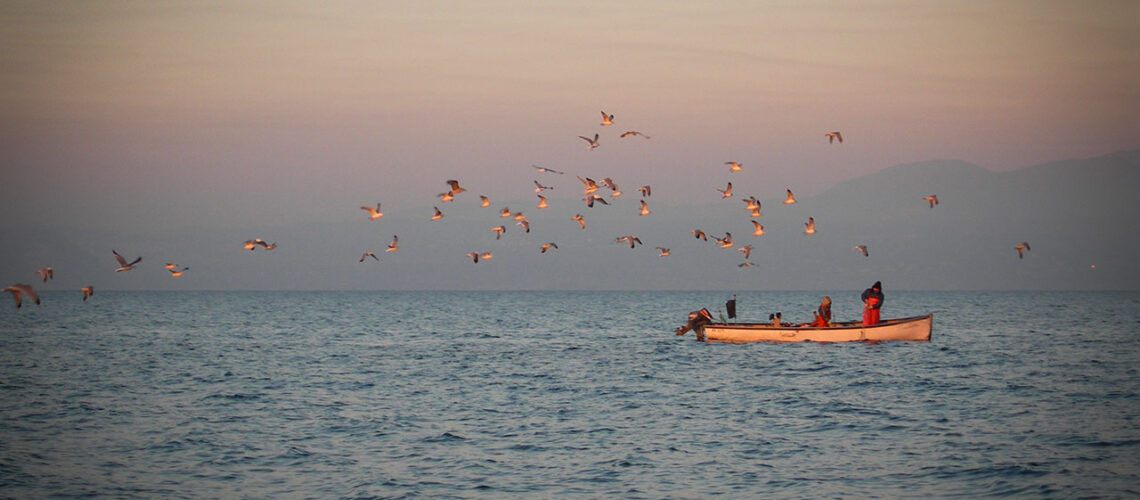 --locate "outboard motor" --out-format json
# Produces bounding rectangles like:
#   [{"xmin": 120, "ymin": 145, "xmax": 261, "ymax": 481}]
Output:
[{"xmin": 675, "ymin": 308, "xmax": 713, "ymax": 341}]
